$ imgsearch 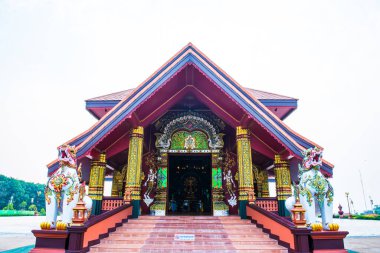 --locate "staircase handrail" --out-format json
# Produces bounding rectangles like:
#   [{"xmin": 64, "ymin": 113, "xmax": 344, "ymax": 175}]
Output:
[
  {"xmin": 67, "ymin": 203, "xmax": 132, "ymax": 253},
  {"xmin": 246, "ymin": 203, "xmax": 310, "ymax": 252}
]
